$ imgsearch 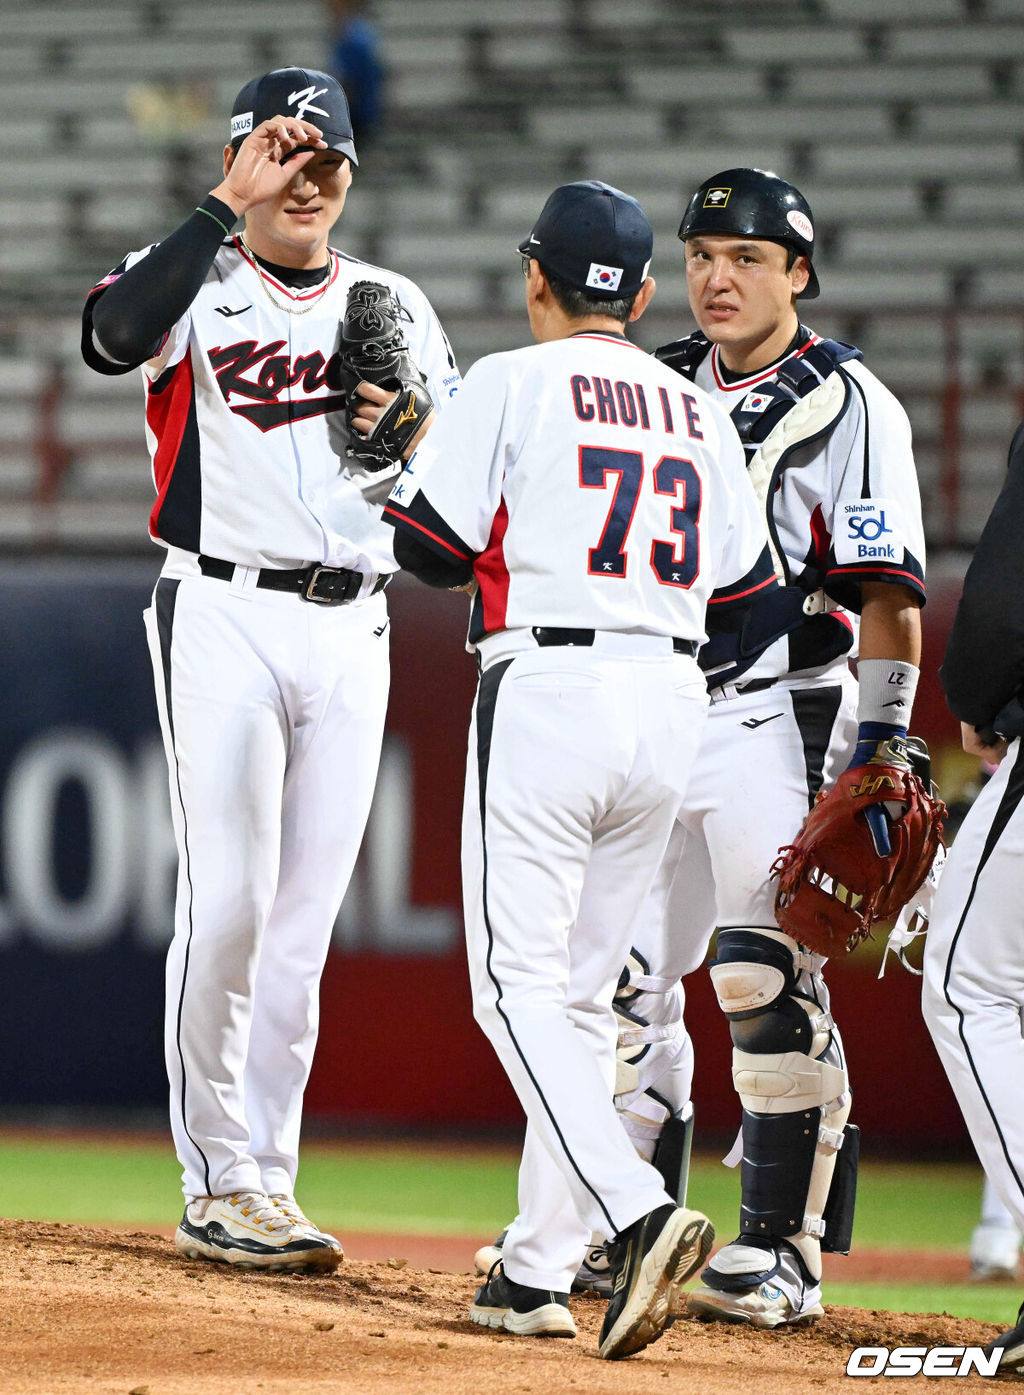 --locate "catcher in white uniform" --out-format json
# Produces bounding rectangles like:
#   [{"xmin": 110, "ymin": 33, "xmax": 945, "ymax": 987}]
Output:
[
  {"xmin": 923, "ymin": 418, "xmax": 1024, "ymax": 1373},
  {"xmin": 386, "ymin": 181, "xmax": 776, "ymax": 1359},
  {"xmin": 638, "ymin": 168, "xmax": 928, "ymax": 1328},
  {"xmin": 81, "ymin": 67, "xmax": 458, "ymax": 1270}
]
